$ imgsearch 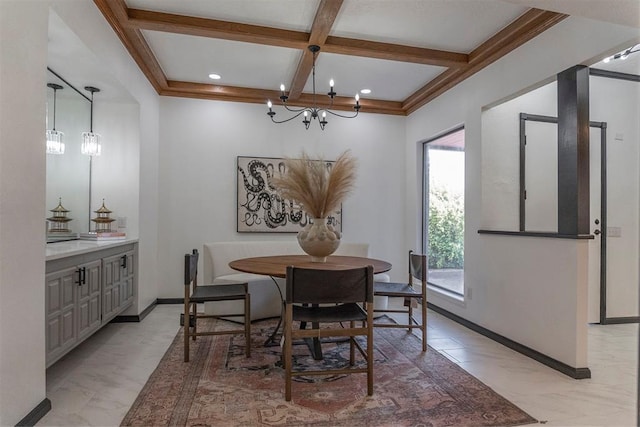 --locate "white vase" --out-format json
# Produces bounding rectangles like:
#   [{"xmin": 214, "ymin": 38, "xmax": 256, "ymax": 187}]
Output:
[{"xmin": 297, "ymin": 217, "xmax": 341, "ymax": 262}]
